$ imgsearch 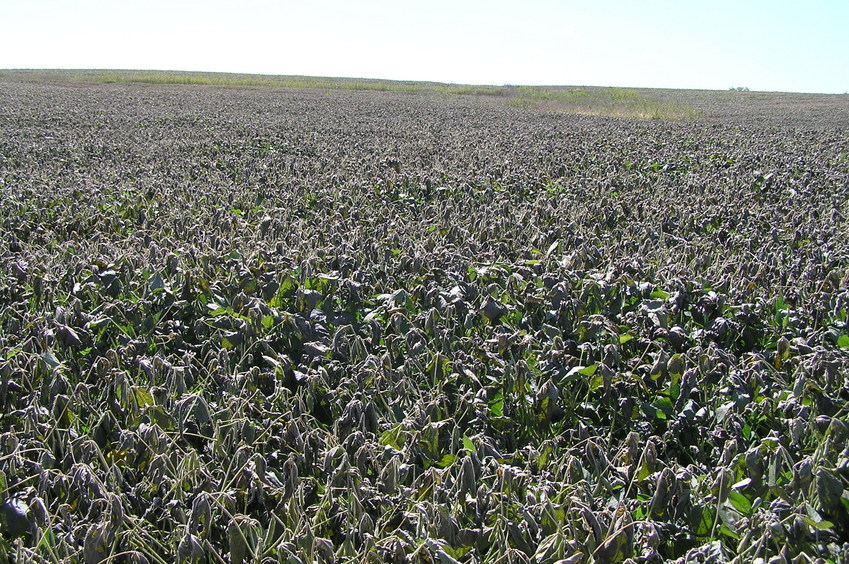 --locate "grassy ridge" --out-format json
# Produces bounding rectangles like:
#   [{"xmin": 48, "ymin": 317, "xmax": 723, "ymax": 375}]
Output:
[
  {"xmin": 508, "ymin": 85, "xmax": 701, "ymax": 120},
  {"xmin": 0, "ymin": 69, "xmax": 696, "ymax": 120},
  {"xmin": 0, "ymin": 69, "xmax": 505, "ymax": 95}
]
